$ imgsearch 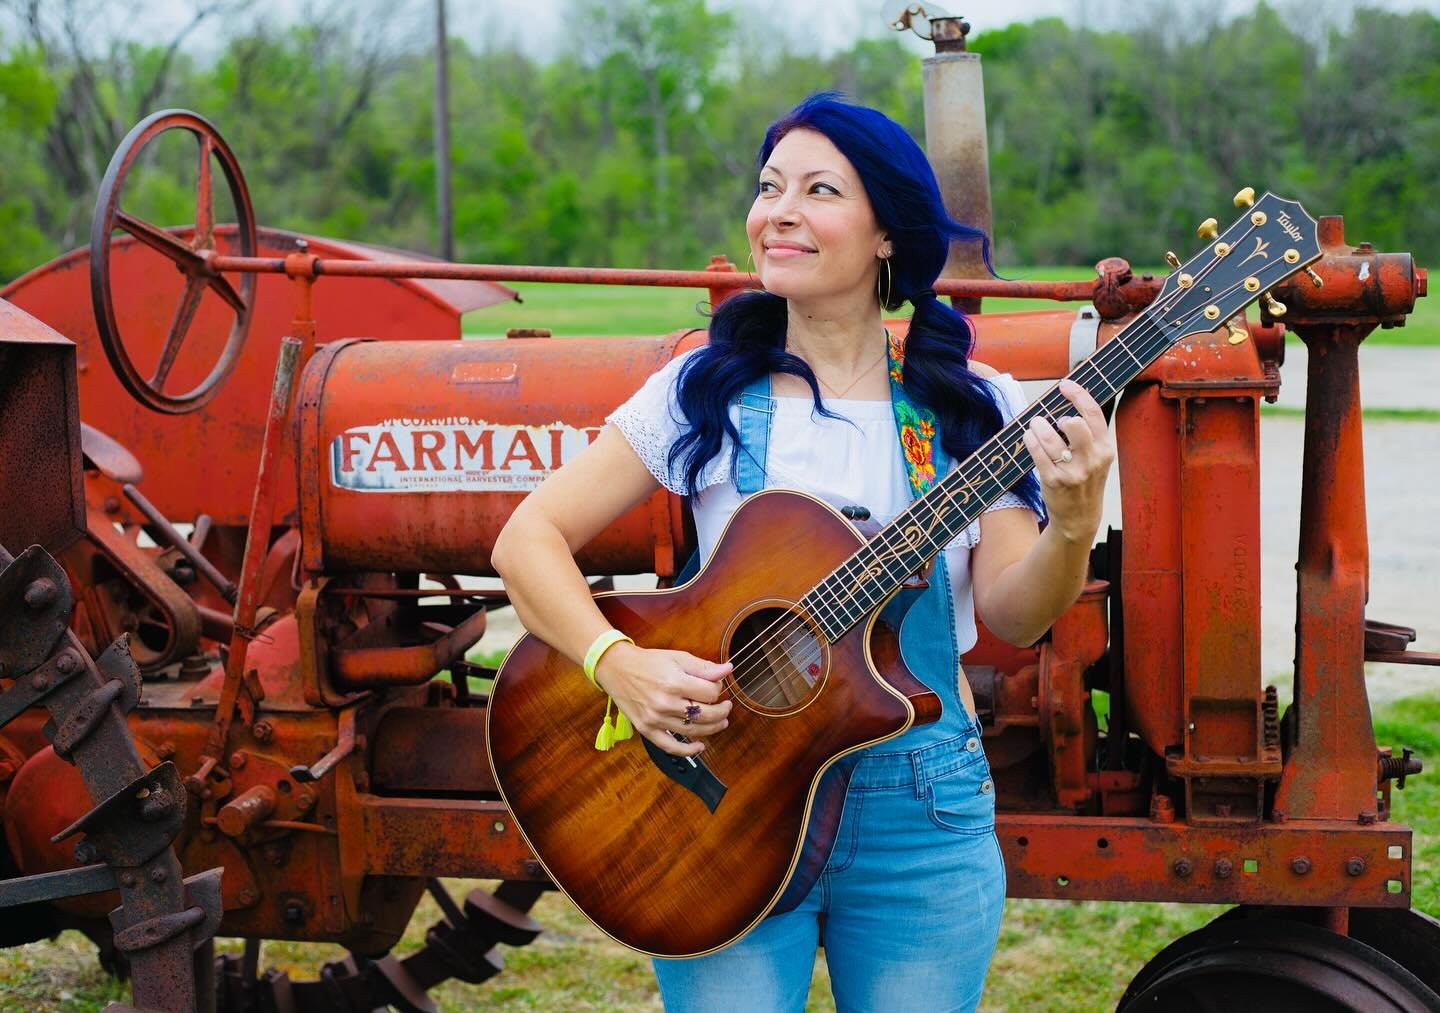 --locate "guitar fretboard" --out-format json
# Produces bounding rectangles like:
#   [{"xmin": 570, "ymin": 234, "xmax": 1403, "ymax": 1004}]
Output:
[{"xmin": 798, "ymin": 303, "xmax": 1175, "ymax": 640}]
